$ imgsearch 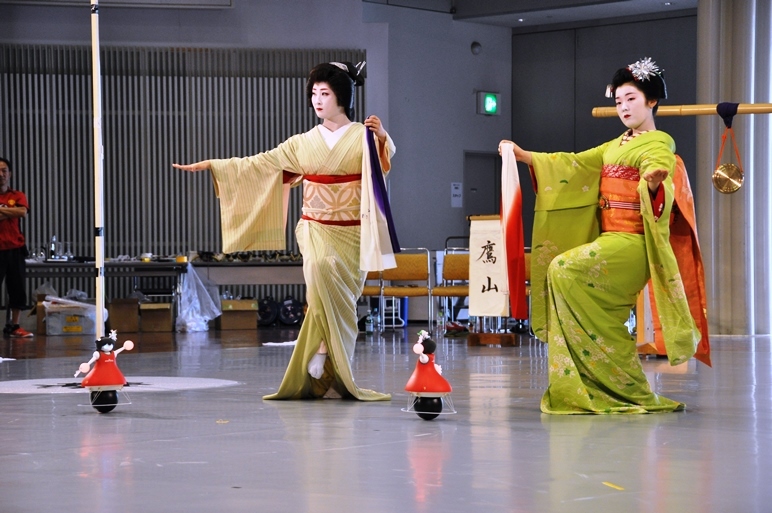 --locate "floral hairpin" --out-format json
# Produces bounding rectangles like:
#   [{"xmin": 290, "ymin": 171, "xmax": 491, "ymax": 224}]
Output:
[
  {"xmin": 628, "ymin": 57, "xmax": 662, "ymax": 82},
  {"xmin": 606, "ymin": 57, "xmax": 666, "ymax": 98}
]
